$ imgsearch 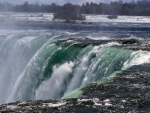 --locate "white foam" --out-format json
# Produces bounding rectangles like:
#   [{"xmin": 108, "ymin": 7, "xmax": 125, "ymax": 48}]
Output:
[
  {"xmin": 48, "ymin": 102, "xmax": 66, "ymax": 107},
  {"xmin": 78, "ymin": 99, "xmax": 92, "ymax": 102},
  {"xmin": 105, "ymin": 103, "xmax": 112, "ymax": 106},
  {"xmin": 87, "ymin": 36, "xmax": 111, "ymax": 40},
  {"xmin": 66, "ymin": 46, "xmax": 98, "ymax": 93},
  {"xmin": 35, "ymin": 61, "xmax": 74, "ymax": 100},
  {"xmin": 86, "ymin": 15, "xmax": 150, "ymax": 23},
  {"xmin": 103, "ymin": 99, "xmax": 110, "ymax": 102},
  {"xmin": 6, "ymin": 105, "xmax": 19, "ymax": 109},
  {"xmin": 123, "ymin": 50, "xmax": 150, "ymax": 70},
  {"xmin": 101, "ymin": 42, "xmax": 121, "ymax": 47}
]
